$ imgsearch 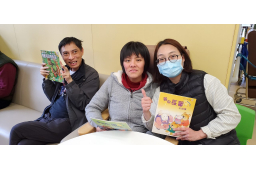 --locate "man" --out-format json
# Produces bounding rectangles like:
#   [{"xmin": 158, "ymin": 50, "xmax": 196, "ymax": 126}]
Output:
[
  {"xmin": 9, "ymin": 37, "xmax": 99, "ymax": 145},
  {"xmin": 0, "ymin": 51, "xmax": 18, "ymax": 109}
]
